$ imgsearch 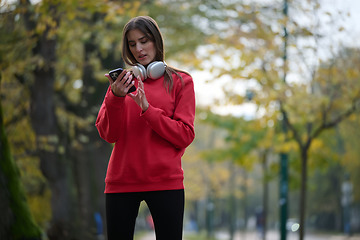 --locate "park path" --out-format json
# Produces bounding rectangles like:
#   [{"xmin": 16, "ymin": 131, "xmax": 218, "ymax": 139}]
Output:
[{"xmin": 138, "ymin": 230, "xmax": 360, "ymax": 240}]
